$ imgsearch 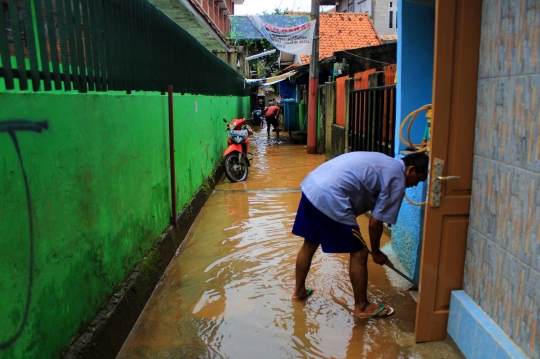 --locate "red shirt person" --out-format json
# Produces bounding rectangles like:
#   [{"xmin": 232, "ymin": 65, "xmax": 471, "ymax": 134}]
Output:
[{"xmin": 263, "ymin": 104, "xmax": 281, "ymax": 137}]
